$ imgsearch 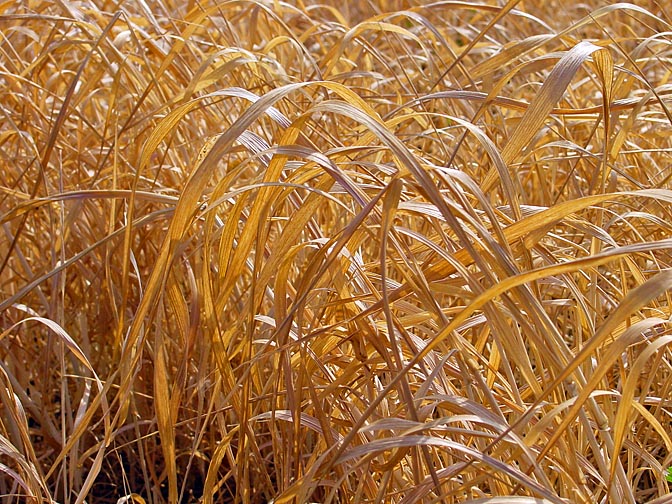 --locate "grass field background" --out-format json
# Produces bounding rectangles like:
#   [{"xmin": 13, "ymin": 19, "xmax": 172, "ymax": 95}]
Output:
[{"xmin": 1, "ymin": 0, "xmax": 672, "ymax": 502}]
